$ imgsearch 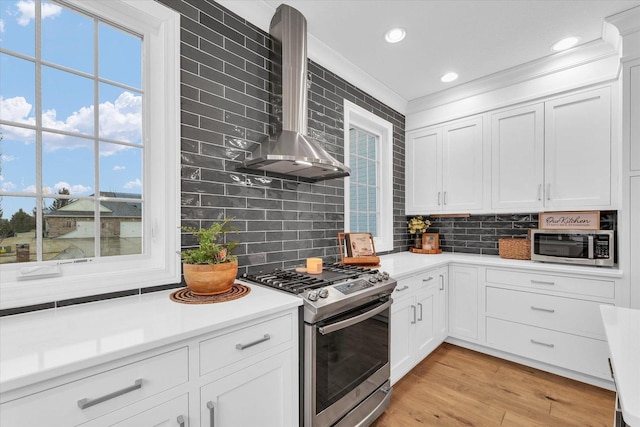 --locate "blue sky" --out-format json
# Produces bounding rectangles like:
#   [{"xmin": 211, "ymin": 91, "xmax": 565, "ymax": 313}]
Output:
[{"xmin": 0, "ymin": 0, "xmax": 143, "ymax": 220}]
